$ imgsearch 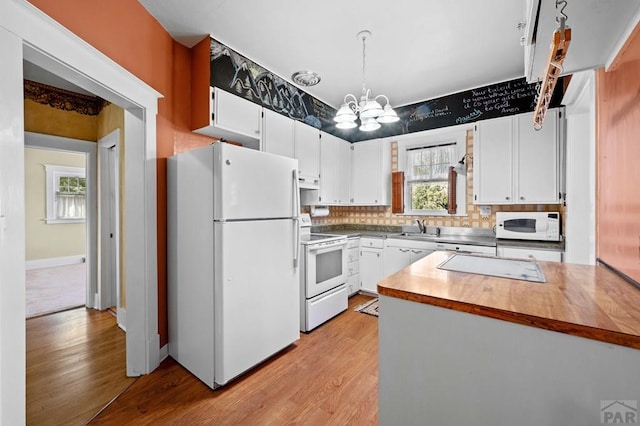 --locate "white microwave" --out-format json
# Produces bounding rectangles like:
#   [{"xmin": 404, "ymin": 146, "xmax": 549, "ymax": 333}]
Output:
[{"xmin": 495, "ymin": 212, "xmax": 561, "ymax": 241}]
